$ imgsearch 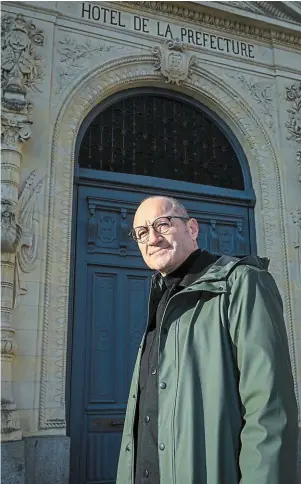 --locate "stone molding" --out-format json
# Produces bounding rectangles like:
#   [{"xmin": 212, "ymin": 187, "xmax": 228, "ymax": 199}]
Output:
[
  {"xmin": 124, "ymin": 1, "xmax": 301, "ymax": 48},
  {"xmin": 212, "ymin": 1, "xmax": 301, "ymax": 24},
  {"xmin": 40, "ymin": 53, "xmax": 298, "ymax": 429}
]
